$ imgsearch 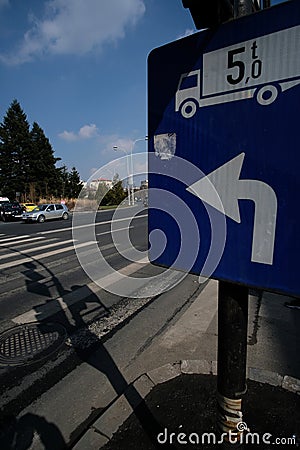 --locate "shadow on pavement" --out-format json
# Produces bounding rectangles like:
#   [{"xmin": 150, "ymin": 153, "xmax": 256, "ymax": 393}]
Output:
[
  {"xmin": 101, "ymin": 374, "xmax": 300, "ymax": 450},
  {"xmin": 1, "ymin": 246, "xmax": 299, "ymax": 449},
  {"xmin": 0, "ymin": 413, "xmax": 66, "ymax": 450},
  {"xmin": 1, "ymin": 251, "xmax": 175, "ymax": 449}
]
